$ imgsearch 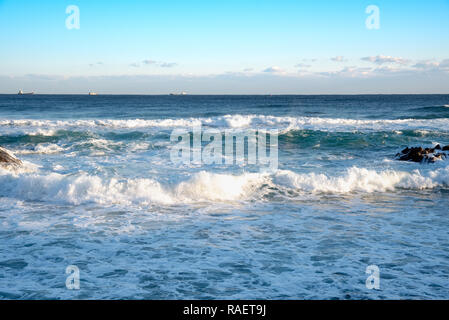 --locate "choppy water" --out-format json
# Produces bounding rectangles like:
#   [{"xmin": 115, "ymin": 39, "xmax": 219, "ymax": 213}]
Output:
[{"xmin": 1, "ymin": 94, "xmax": 449, "ymax": 299}]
